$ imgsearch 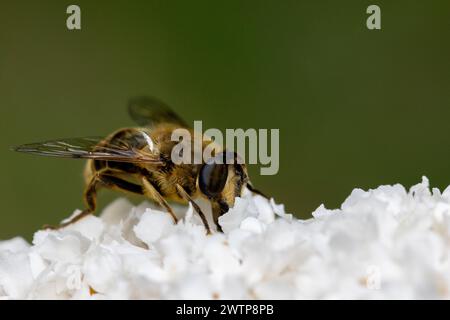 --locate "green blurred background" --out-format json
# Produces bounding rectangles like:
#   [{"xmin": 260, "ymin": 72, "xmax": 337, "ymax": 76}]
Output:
[{"xmin": 1, "ymin": 1, "xmax": 449, "ymax": 240}]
